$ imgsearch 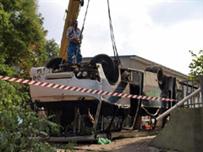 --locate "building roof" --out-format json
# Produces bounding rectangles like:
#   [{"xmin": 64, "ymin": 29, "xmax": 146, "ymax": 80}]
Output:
[
  {"xmin": 84, "ymin": 54, "xmax": 188, "ymax": 80},
  {"xmin": 119, "ymin": 55, "xmax": 188, "ymax": 80}
]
